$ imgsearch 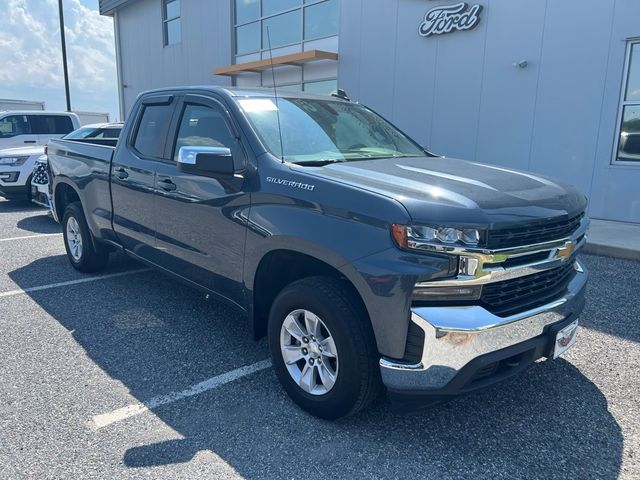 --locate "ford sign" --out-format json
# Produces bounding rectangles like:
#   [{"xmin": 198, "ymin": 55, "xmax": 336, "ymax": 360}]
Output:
[{"xmin": 419, "ymin": 2, "xmax": 483, "ymax": 37}]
